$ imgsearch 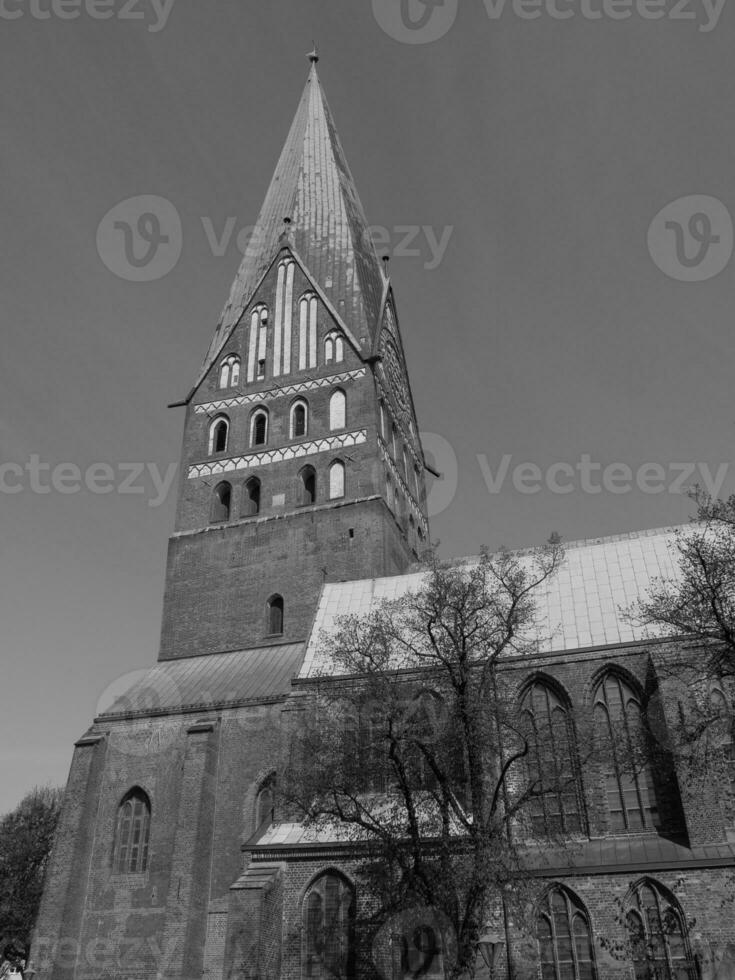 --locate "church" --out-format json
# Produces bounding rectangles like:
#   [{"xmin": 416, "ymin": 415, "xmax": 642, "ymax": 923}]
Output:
[{"xmin": 30, "ymin": 57, "xmax": 735, "ymax": 980}]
